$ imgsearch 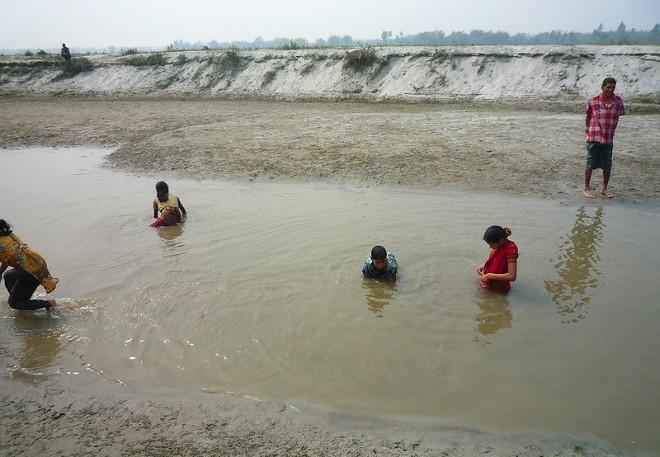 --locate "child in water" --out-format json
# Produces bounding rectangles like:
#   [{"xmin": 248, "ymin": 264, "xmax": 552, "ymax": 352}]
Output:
[
  {"xmin": 151, "ymin": 181, "xmax": 187, "ymax": 227},
  {"xmin": 362, "ymin": 245, "xmax": 398, "ymax": 283},
  {"xmin": 0, "ymin": 219, "xmax": 59, "ymax": 310},
  {"xmin": 476, "ymin": 226, "xmax": 518, "ymax": 293}
]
